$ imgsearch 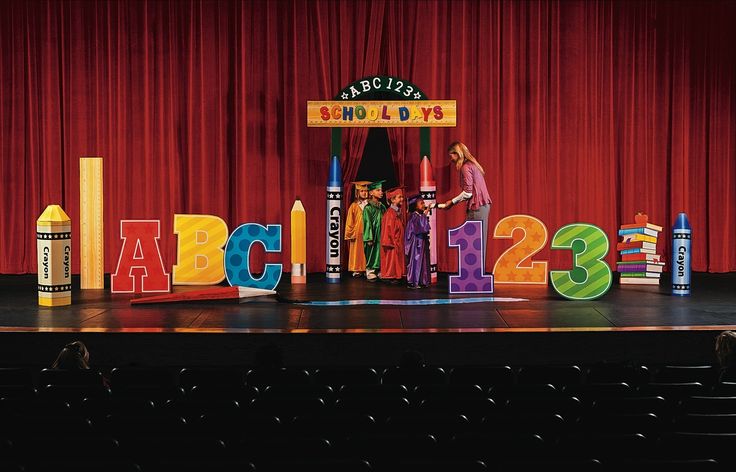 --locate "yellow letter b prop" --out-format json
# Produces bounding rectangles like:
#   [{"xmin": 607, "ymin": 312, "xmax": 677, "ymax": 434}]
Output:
[{"xmin": 173, "ymin": 214, "xmax": 228, "ymax": 285}]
